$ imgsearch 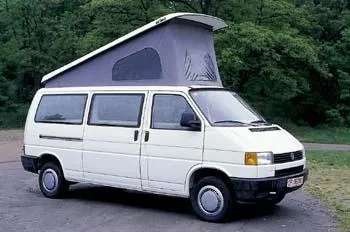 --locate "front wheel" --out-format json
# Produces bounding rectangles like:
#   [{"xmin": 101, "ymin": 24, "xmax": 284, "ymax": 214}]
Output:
[
  {"xmin": 39, "ymin": 162, "xmax": 68, "ymax": 198},
  {"xmin": 190, "ymin": 176, "xmax": 234, "ymax": 222}
]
